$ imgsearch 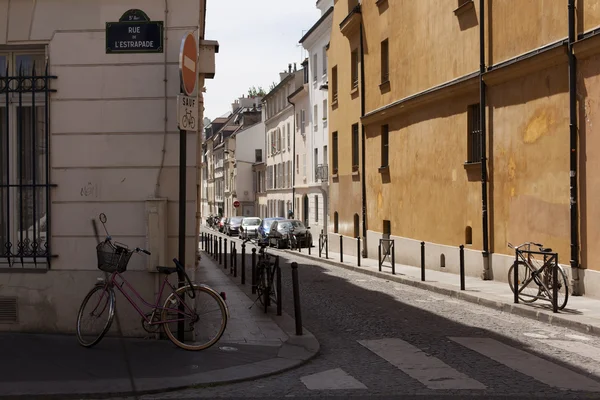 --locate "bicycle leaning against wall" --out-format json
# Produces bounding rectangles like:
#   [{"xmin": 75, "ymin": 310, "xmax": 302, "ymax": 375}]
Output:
[
  {"xmin": 507, "ymin": 241, "xmax": 569, "ymax": 310},
  {"xmin": 75, "ymin": 213, "xmax": 229, "ymax": 351}
]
